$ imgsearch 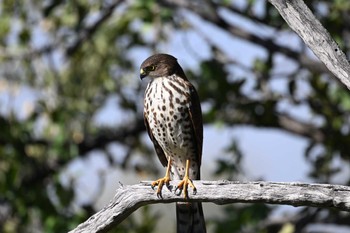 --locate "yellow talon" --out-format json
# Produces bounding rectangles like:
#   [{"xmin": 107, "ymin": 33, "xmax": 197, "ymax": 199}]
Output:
[
  {"xmin": 175, "ymin": 159, "xmax": 197, "ymax": 199},
  {"xmin": 151, "ymin": 158, "xmax": 171, "ymax": 198}
]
